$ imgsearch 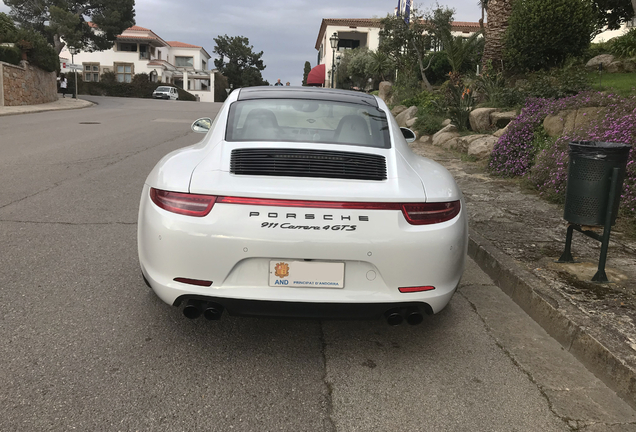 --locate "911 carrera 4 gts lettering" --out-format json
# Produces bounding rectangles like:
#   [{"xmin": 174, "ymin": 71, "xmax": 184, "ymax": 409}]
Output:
[
  {"xmin": 261, "ymin": 222, "xmax": 357, "ymax": 231},
  {"xmin": 250, "ymin": 212, "xmax": 368, "ymax": 221}
]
